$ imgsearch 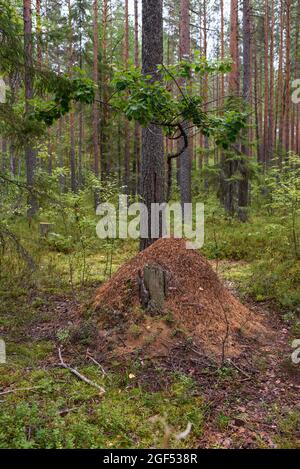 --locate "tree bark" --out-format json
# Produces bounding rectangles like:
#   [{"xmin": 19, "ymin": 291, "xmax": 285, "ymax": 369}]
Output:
[
  {"xmin": 229, "ymin": 0, "xmax": 239, "ymax": 94},
  {"xmin": 223, "ymin": 0, "xmax": 239, "ymax": 215},
  {"xmin": 36, "ymin": 0, "xmax": 42, "ymax": 67},
  {"xmin": 203, "ymin": 0, "xmax": 210, "ymax": 191},
  {"xmin": 220, "ymin": 0, "xmax": 225, "ymax": 102},
  {"xmin": 295, "ymin": 0, "xmax": 300, "ymax": 154},
  {"xmin": 140, "ymin": 0, "xmax": 165, "ymax": 251},
  {"xmin": 263, "ymin": 0, "xmax": 269, "ymax": 166},
  {"xmin": 133, "ymin": 0, "xmax": 141, "ymax": 195},
  {"xmin": 23, "ymin": 0, "xmax": 38, "ymax": 218},
  {"xmin": 124, "ymin": 0, "xmax": 130, "ymax": 193},
  {"xmin": 179, "ymin": 0, "xmax": 192, "ymax": 205},
  {"xmin": 68, "ymin": 0, "xmax": 76, "ymax": 192},
  {"xmin": 276, "ymin": 1, "xmax": 284, "ymax": 161},
  {"xmin": 238, "ymin": 0, "xmax": 252, "ymax": 215},
  {"xmin": 283, "ymin": 0, "xmax": 291, "ymax": 155},
  {"xmin": 268, "ymin": 0, "xmax": 275, "ymax": 162},
  {"xmin": 92, "ymin": 0, "xmax": 100, "ymax": 178},
  {"xmin": 100, "ymin": 0, "xmax": 109, "ymax": 178}
]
